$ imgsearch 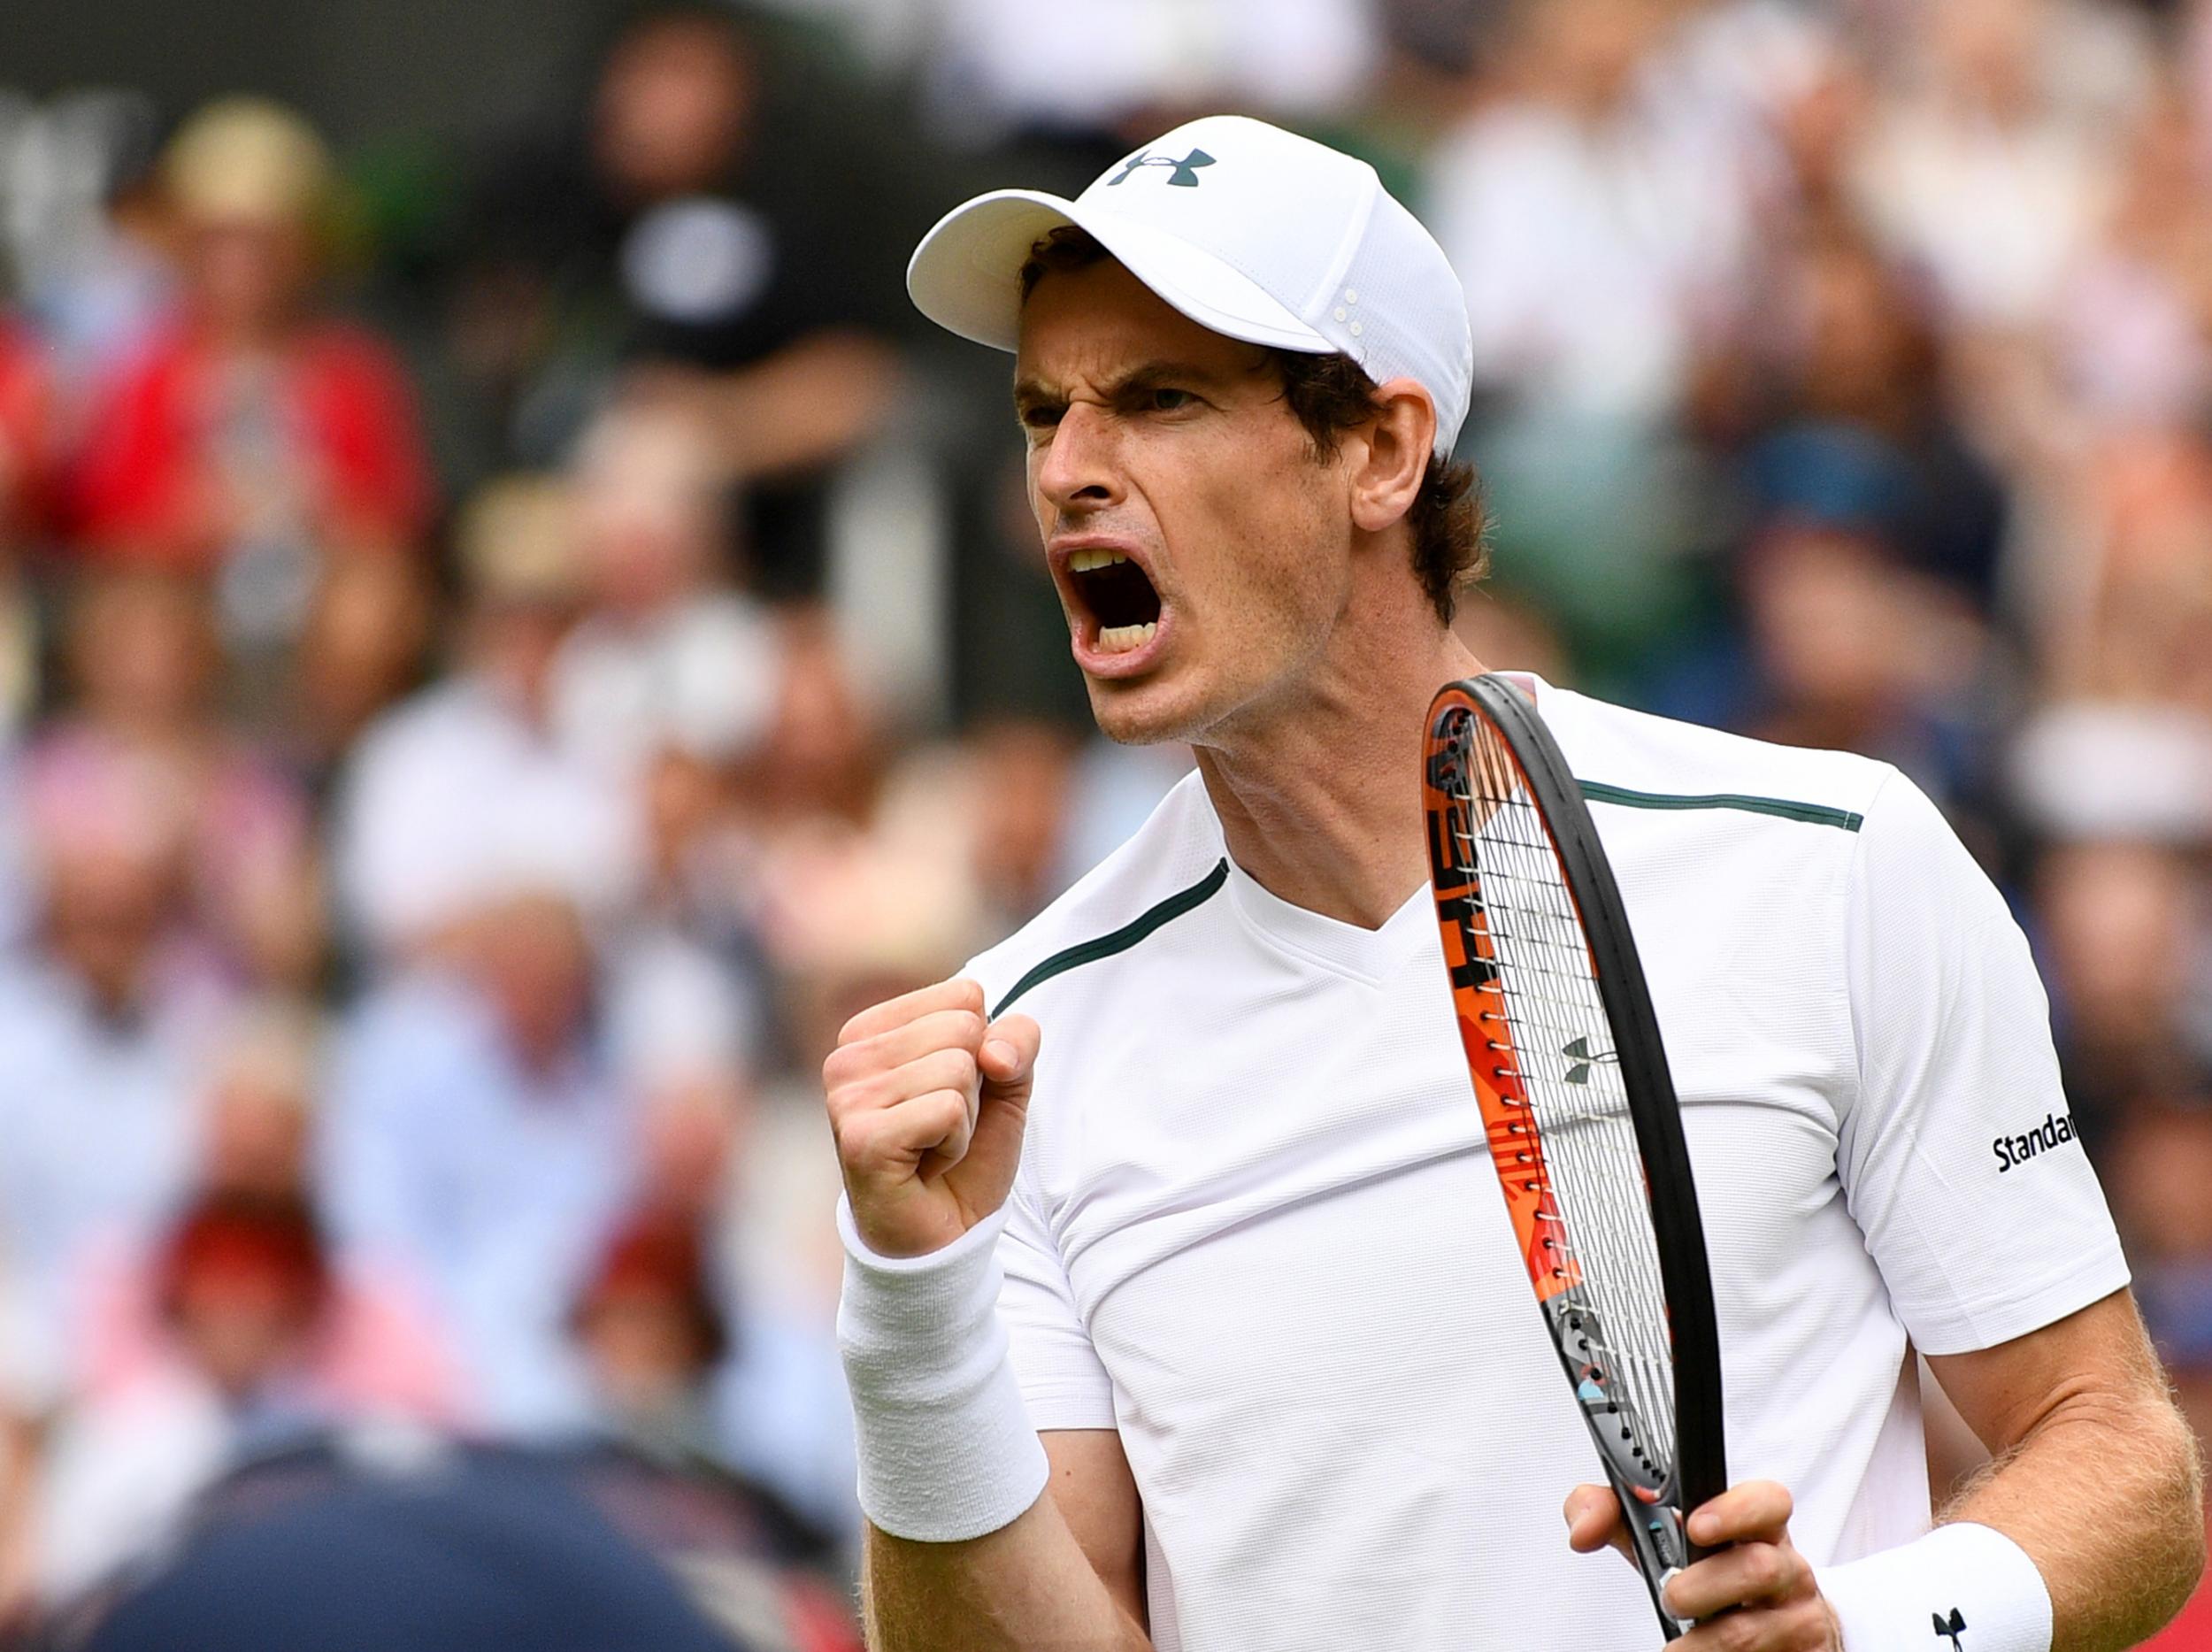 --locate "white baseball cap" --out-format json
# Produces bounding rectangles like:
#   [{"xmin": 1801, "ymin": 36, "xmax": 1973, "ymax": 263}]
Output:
[{"xmin": 907, "ymin": 114, "xmax": 1474, "ymax": 455}]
